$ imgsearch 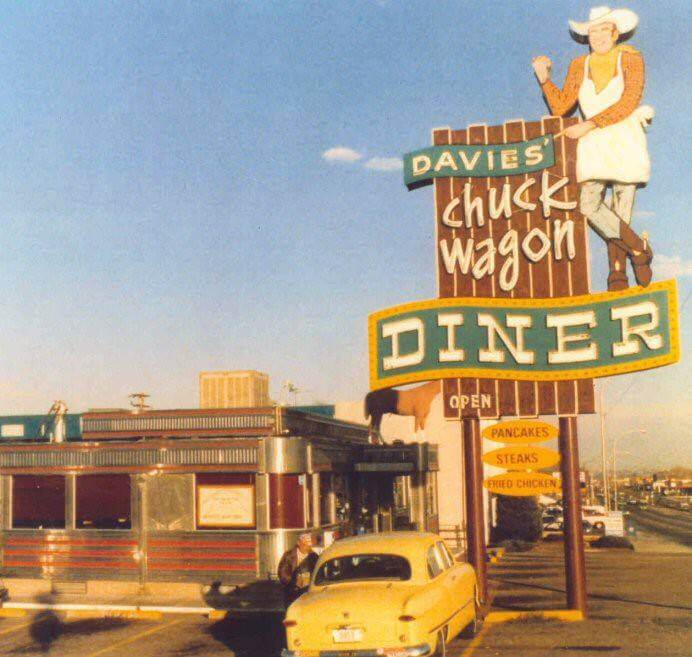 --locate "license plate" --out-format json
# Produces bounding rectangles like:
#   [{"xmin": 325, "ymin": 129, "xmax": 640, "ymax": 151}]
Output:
[{"xmin": 332, "ymin": 628, "xmax": 363, "ymax": 643}]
